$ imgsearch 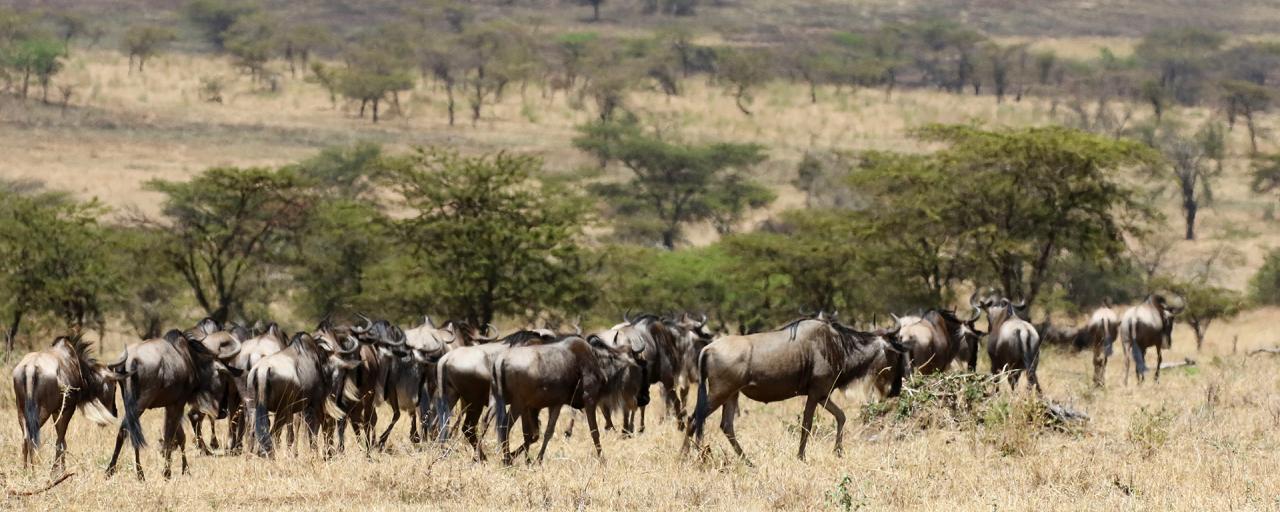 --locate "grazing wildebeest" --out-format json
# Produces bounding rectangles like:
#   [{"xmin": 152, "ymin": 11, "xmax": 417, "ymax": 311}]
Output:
[
  {"xmin": 186, "ymin": 319, "xmax": 251, "ymax": 455},
  {"xmin": 976, "ymin": 295, "xmax": 1042, "ymax": 393},
  {"xmin": 105, "ymin": 327, "xmax": 243, "ymax": 480},
  {"xmin": 249, "ymin": 331, "xmax": 360, "ymax": 456},
  {"xmin": 1085, "ymin": 303, "xmax": 1120, "ymax": 387},
  {"xmin": 1121, "ymin": 294, "xmax": 1184, "ymax": 384},
  {"xmin": 682, "ymin": 316, "xmax": 907, "ymax": 463},
  {"xmin": 491, "ymin": 334, "xmax": 648, "ymax": 465},
  {"xmin": 435, "ymin": 329, "xmax": 558, "ymax": 460},
  {"xmin": 12, "ymin": 334, "xmax": 118, "ymax": 472}
]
